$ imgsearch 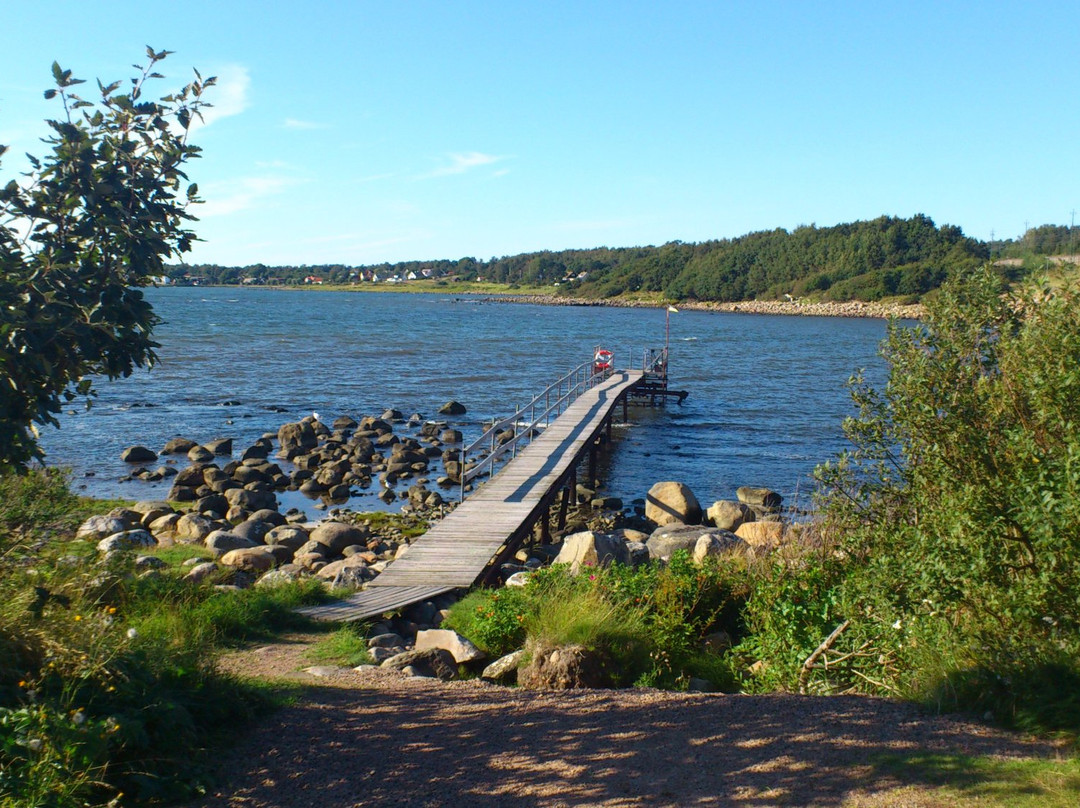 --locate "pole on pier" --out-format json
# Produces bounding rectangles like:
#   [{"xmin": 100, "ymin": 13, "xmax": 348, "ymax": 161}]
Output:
[{"xmin": 539, "ymin": 504, "xmax": 551, "ymax": 544}]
